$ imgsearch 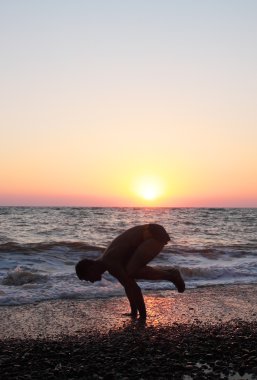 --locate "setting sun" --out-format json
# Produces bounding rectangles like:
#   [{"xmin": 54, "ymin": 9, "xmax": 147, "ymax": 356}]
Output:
[
  {"xmin": 140, "ymin": 186, "xmax": 158, "ymax": 201},
  {"xmin": 133, "ymin": 176, "xmax": 164, "ymax": 203}
]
